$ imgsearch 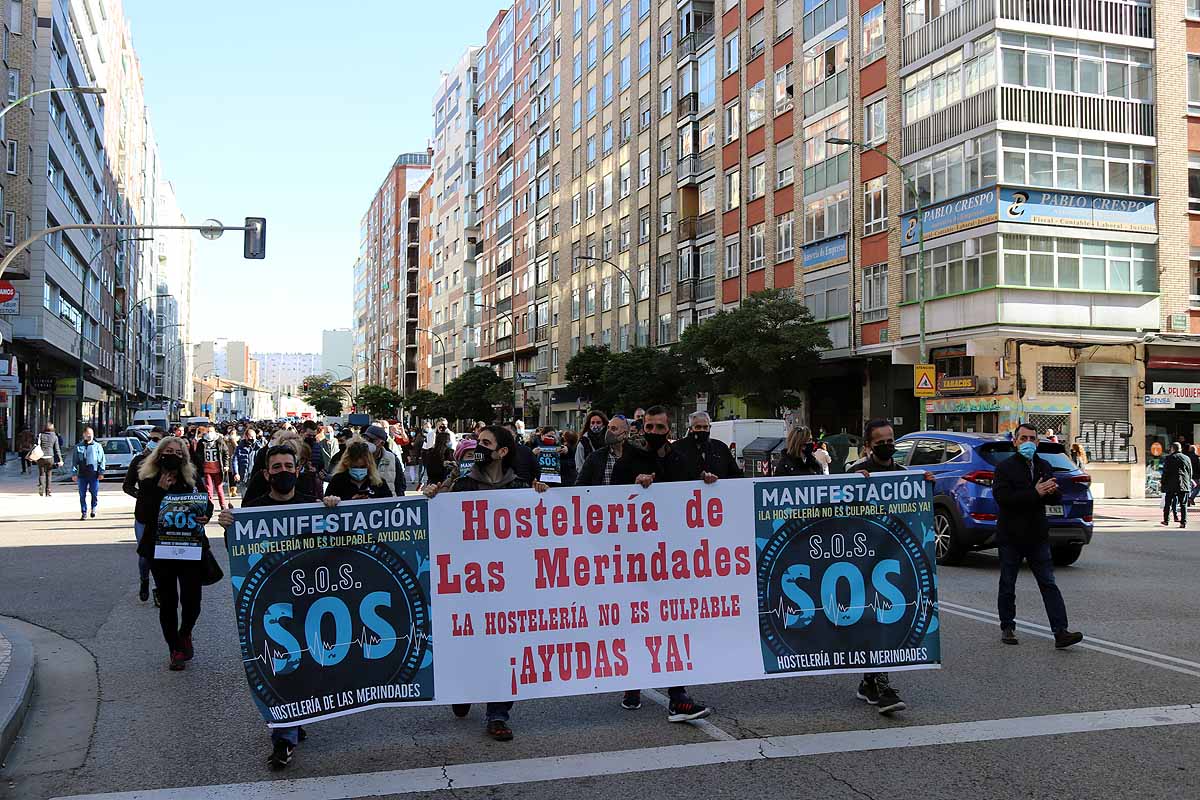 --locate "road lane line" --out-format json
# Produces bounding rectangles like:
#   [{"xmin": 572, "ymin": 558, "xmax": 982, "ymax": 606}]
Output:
[
  {"xmin": 938, "ymin": 602, "xmax": 1200, "ymax": 679},
  {"xmin": 53, "ymin": 704, "xmax": 1200, "ymax": 800},
  {"xmin": 641, "ymin": 688, "xmax": 738, "ymax": 741}
]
